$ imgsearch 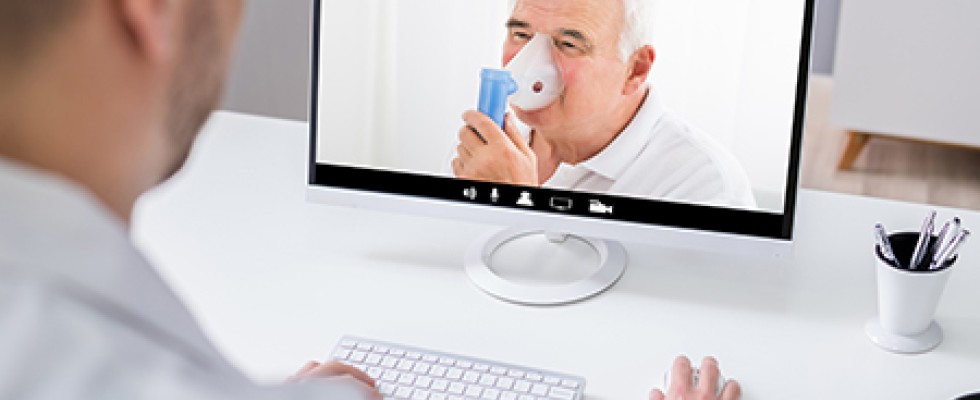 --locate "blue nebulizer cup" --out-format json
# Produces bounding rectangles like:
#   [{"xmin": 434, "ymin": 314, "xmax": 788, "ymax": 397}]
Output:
[{"xmin": 478, "ymin": 68, "xmax": 518, "ymax": 128}]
